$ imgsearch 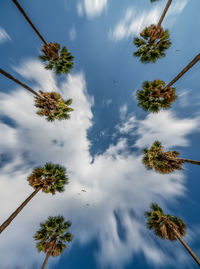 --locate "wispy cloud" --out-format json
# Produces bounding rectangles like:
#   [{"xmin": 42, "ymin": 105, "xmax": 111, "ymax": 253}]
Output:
[
  {"xmin": 0, "ymin": 59, "xmax": 198, "ymax": 268},
  {"xmin": 119, "ymin": 104, "xmax": 128, "ymax": 120},
  {"xmin": 178, "ymin": 90, "xmax": 191, "ymax": 108},
  {"xmin": 0, "ymin": 27, "xmax": 11, "ymax": 44},
  {"xmin": 117, "ymin": 110, "xmax": 199, "ymax": 149},
  {"xmin": 102, "ymin": 98, "xmax": 112, "ymax": 107},
  {"xmin": 77, "ymin": 0, "xmax": 108, "ymax": 19},
  {"xmin": 69, "ymin": 26, "xmax": 77, "ymax": 41},
  {"xmin": 109, "ymin": 0, "xmax": 188, "ymax": 41}
]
